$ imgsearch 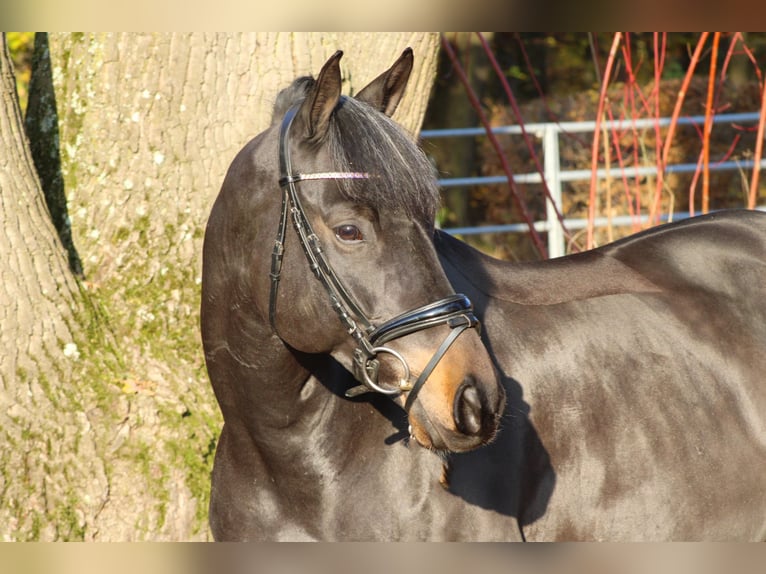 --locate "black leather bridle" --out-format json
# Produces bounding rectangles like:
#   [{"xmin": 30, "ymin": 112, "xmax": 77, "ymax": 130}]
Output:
[{"xmin": 269, "ymin": 105, "xmax": 480, "ymax": 411}]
